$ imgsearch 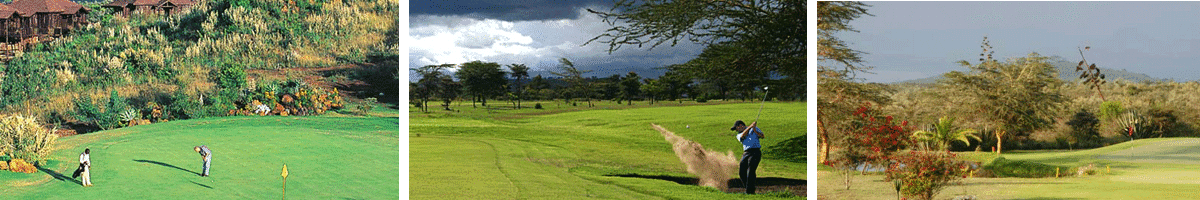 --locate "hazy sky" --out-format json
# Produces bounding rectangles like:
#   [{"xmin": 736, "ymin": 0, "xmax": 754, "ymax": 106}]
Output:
[
  {"xmin": 408, "ymin": 0, "xmax": 705, "ymax": 81},
  {"xmin": 837, "ymin": 1, "xmax": 1200, "ymax": 83}
]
